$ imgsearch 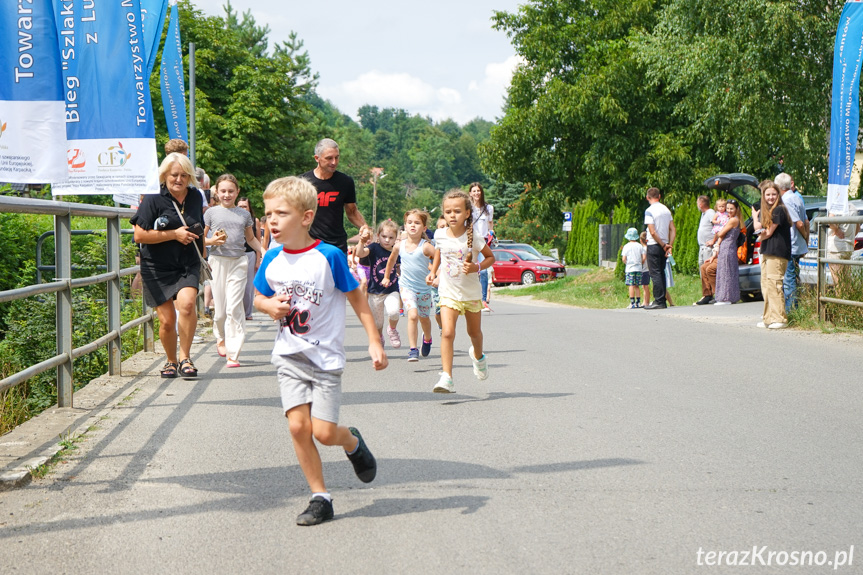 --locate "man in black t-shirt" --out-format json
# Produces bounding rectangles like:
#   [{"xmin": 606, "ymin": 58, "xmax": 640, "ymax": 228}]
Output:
[{"xmin": 301, "ymin": 138, "xmax": 371, "ymax": 252}]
